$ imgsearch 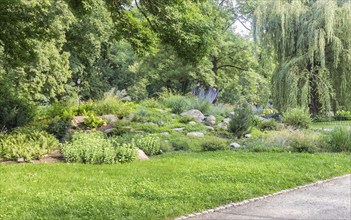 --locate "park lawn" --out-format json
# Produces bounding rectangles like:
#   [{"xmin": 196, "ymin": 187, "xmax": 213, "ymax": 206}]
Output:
[
  {"xmin": 0, "ymin": 151, "xmax": 350, "ymax": 220},
  {"xmin": 311, "ymin": 120, "xmax": 351, "ymax": 129}
]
